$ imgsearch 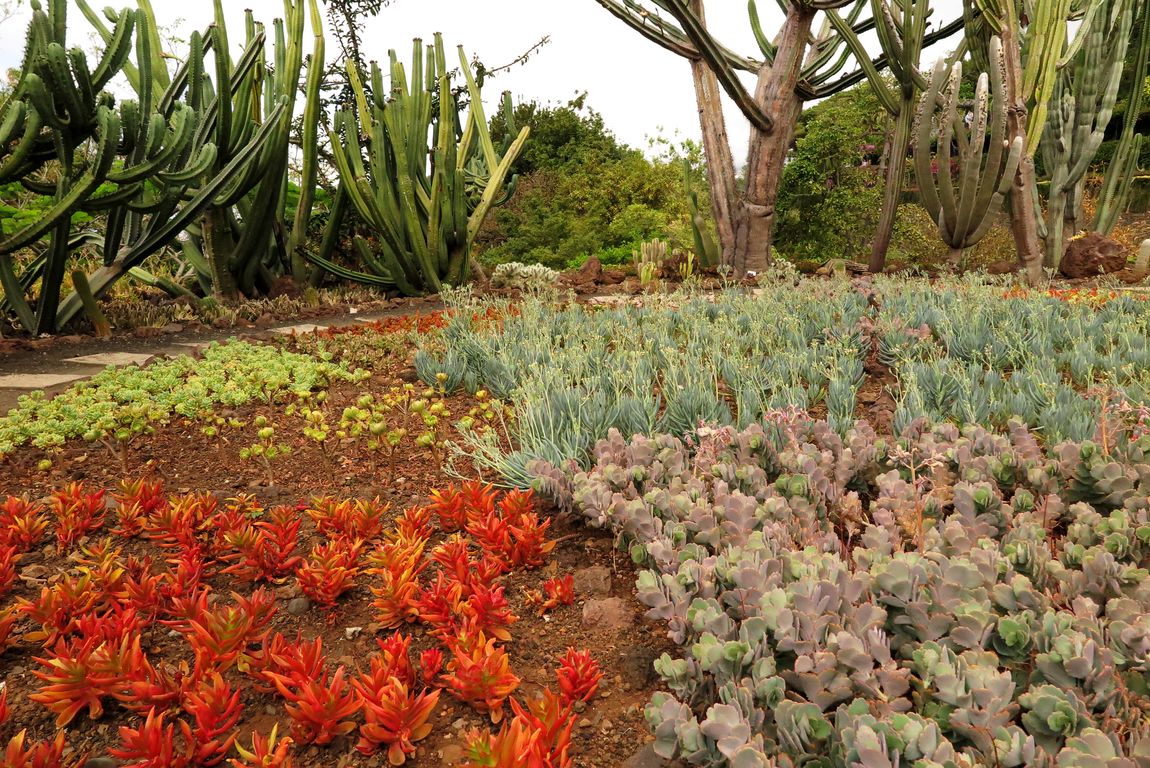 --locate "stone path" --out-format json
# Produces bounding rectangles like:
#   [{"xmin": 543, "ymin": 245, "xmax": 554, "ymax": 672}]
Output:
[{"xmin": 0, "ymin": 311, "xmax": 397, "ymax": 417}]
